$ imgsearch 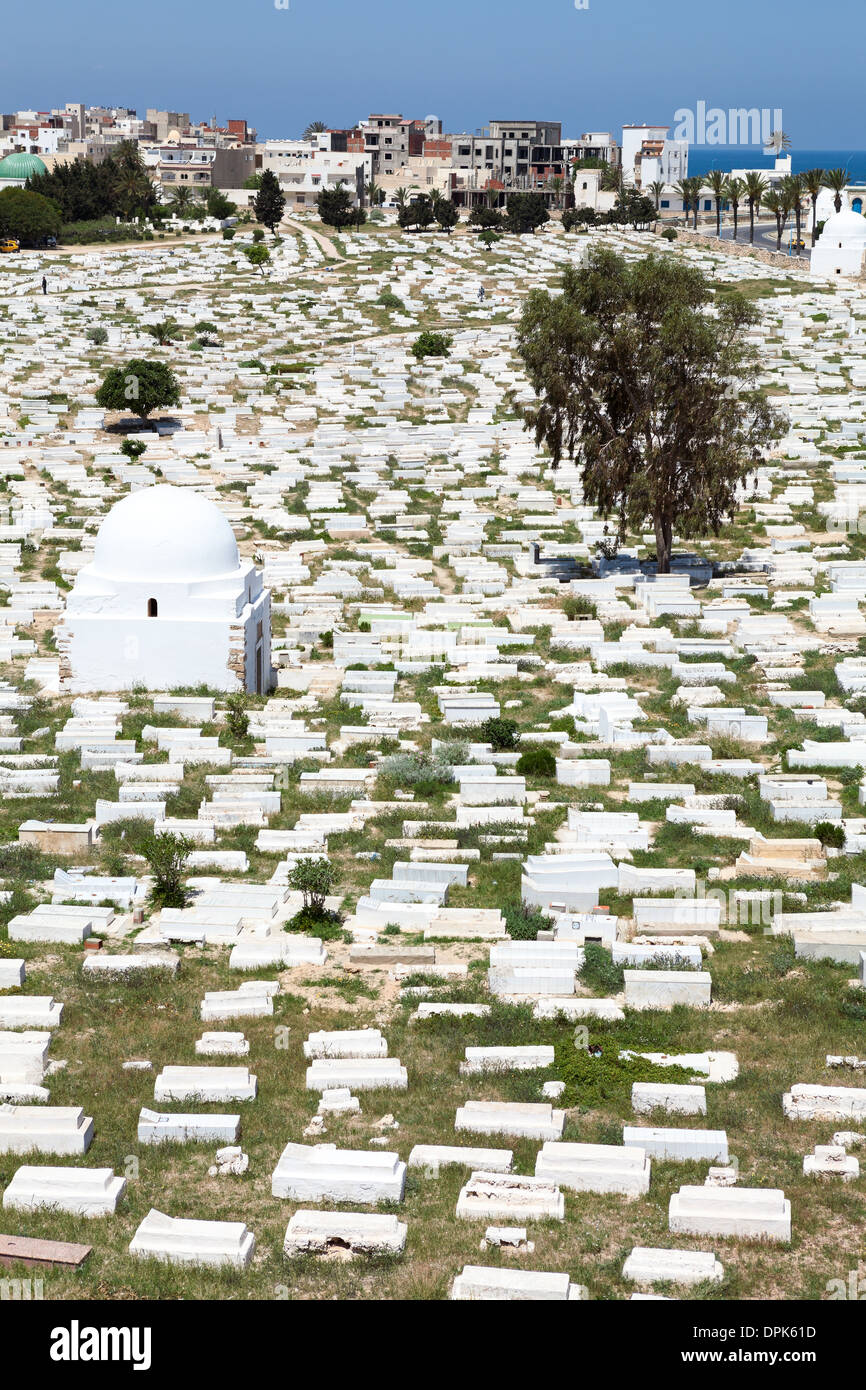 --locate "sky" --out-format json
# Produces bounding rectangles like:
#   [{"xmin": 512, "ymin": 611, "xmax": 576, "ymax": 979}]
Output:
[{"xmin": 3, "ymin": 0, "xmax": 863, "ymax": 146}]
